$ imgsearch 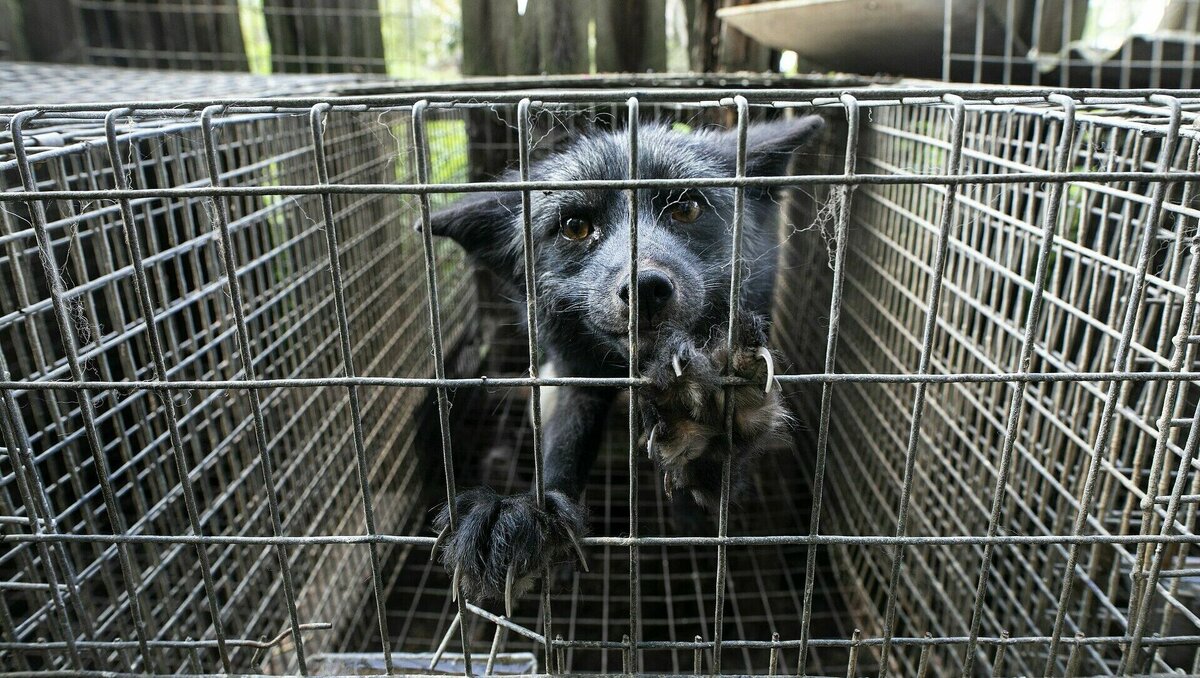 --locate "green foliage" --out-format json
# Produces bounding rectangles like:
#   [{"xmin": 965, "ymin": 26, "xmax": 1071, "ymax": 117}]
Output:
[
  {"xmin": 237, "ymin": 0, "xmax": 272, "ymax": 74},
  {"xmin": 380, "ymin": 0, "xmax": 462, "ymax": 79},
  {"xmin": 426, "ymin": 118, "xmax": 469, "ymax": 187},
  {"xmin": 258, "ymin": 161, "xmax": 297, "ymax": 291}
]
